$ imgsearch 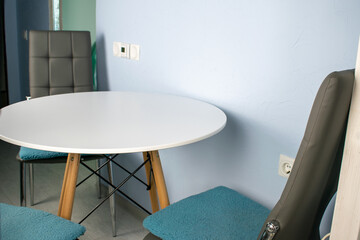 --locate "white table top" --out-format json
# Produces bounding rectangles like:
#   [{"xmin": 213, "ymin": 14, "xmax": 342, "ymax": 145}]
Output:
[{"xmin": 0, "ymin": 92, "xmax": 226, "ymax": 154}]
